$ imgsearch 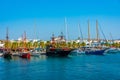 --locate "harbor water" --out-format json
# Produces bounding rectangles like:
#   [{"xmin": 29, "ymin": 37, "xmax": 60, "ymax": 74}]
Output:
[{"xmin": 0, "ymin": 53, "xmax": 120, "ymax": 80}]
